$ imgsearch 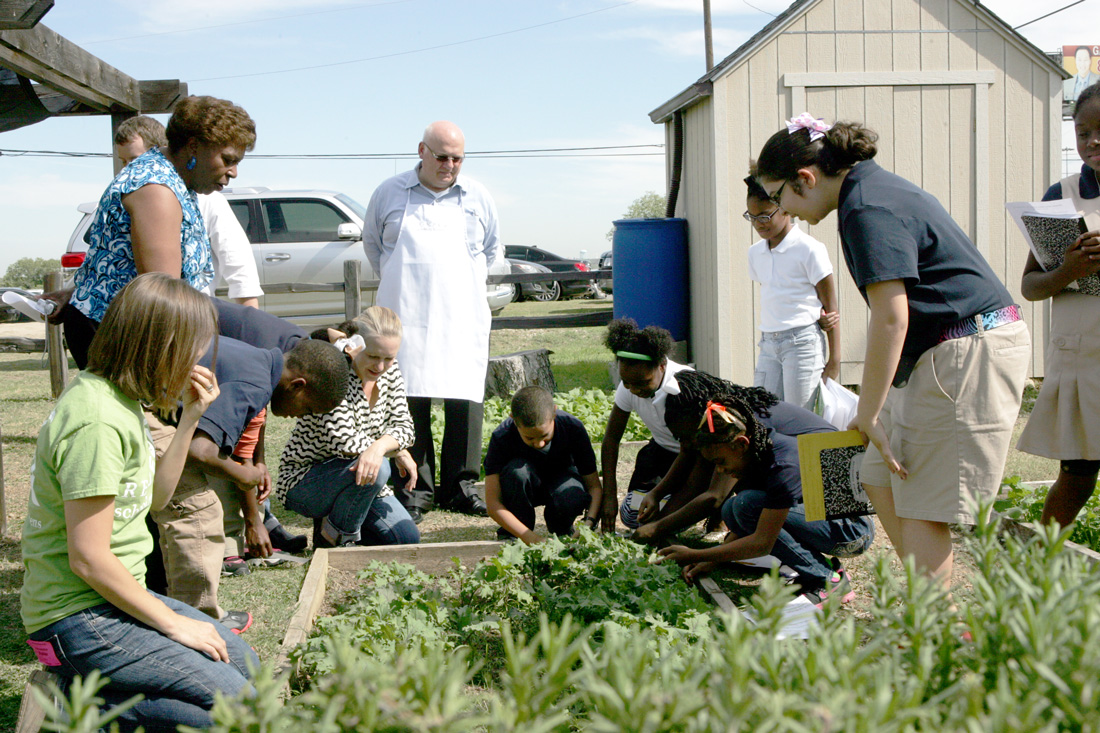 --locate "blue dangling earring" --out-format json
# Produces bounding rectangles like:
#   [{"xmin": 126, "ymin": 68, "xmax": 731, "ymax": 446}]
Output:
[{"xmin": 186, "ymin": 156, "xmax": 197, "ymax": 170}]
